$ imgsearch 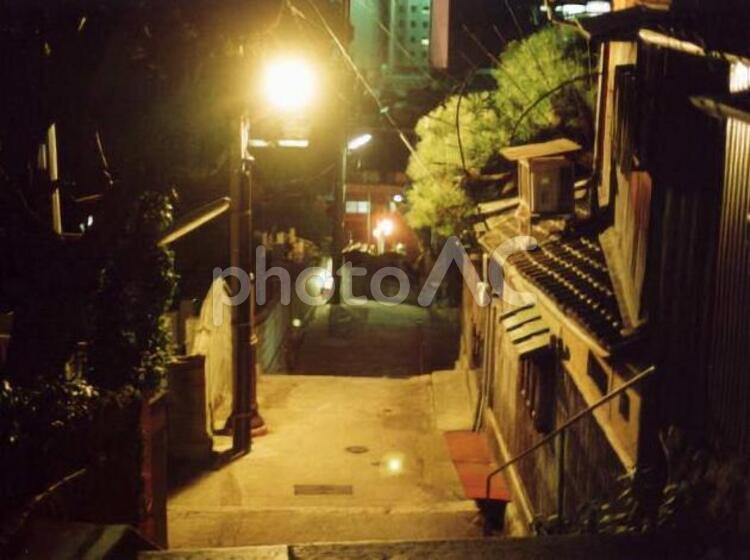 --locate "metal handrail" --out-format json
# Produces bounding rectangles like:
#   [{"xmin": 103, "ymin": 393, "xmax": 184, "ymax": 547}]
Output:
[
  {"xmin": 484, "ymin": 364, "xmax": 657, "ymax": 500},
  {"xmin": 1, "ymin": 467, "xmax": 88, "ymax": 551}
]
